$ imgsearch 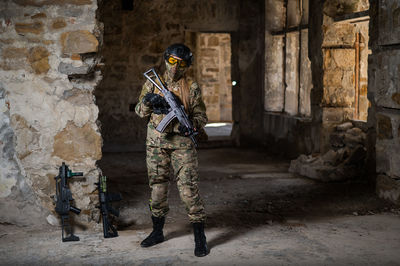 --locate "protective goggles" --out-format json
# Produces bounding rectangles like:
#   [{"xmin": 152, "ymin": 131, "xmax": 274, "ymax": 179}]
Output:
[{"xmin": 167, "ymin": 56, "xmax": 187, "ymax": 67}]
